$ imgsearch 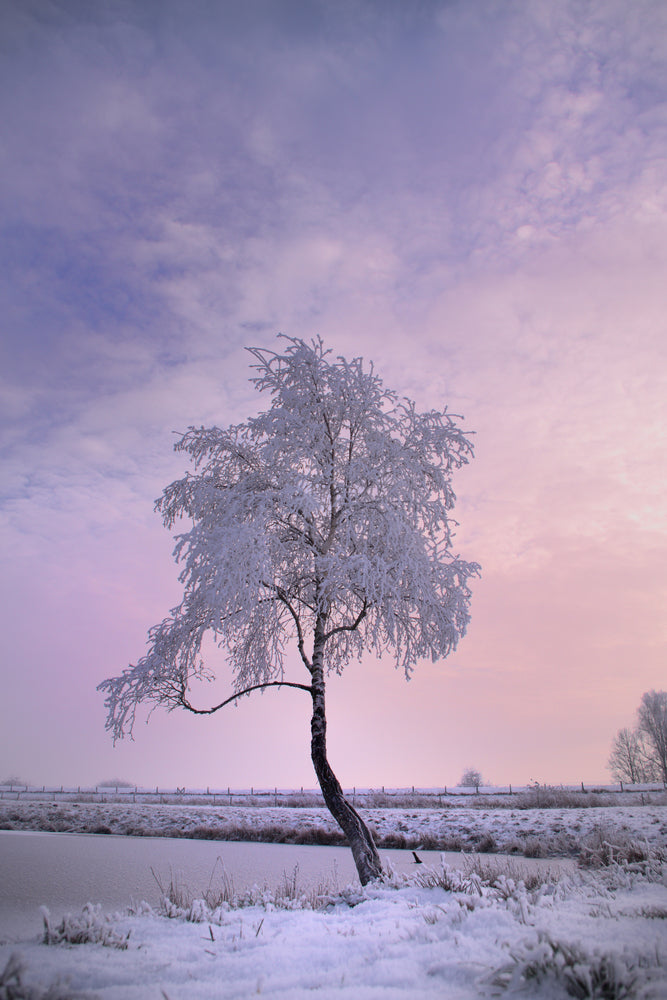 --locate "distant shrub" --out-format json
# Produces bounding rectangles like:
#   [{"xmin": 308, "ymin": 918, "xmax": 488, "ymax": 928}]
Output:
[
  {"xmin": 474, "ymin": 832, "xmax": 497, "ymax": 853},
  {"xmin": 190, "ymin": 826, "xmax": 225, "ymax": 840},
  {"xmin": 523, "ymin": 837, "xmax": 546, "ymax": 858},
  {"xmin": 380, "ymin": 832, "xmax": 408, "ymax": 849},
  {"xmin": 295, "ymin": 827, "xmax": 345, "ymax": 846},
  {"xmin": 458, "ymin": 768, "xmax": 483, "ymax": 788}
]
